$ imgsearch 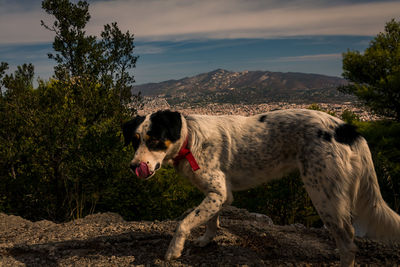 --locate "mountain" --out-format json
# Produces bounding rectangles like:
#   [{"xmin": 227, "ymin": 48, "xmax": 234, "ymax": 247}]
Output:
[{"xmin": 132, "ymin": 69, "xmax": 352, "ymax": 104}]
